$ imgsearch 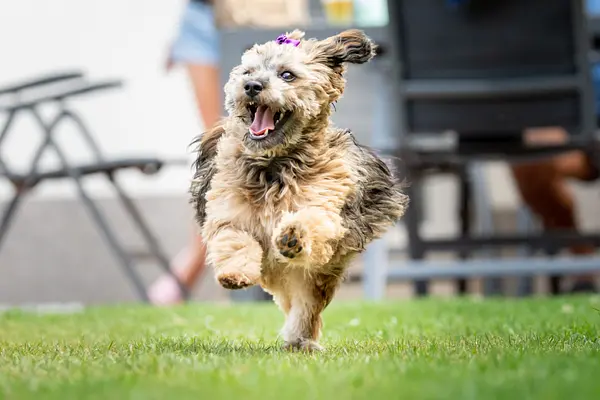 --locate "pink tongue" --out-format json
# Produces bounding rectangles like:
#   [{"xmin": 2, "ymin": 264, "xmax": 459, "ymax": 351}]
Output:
[{"xmin": 249, "ymin": 105, "xmax": 275, "ymax": 136}]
